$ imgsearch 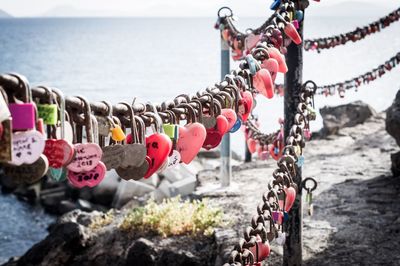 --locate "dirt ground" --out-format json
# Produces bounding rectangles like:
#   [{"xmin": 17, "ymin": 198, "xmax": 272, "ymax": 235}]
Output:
[{"xmin": 198, "ymin": 113, "xmax": 400, "ymax": 265}]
